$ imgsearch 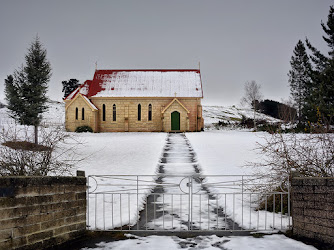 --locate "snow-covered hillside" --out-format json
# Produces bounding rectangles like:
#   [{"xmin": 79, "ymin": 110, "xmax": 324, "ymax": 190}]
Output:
[{"xmin": 203, "ymin": 105, "xmax": 280, "ymax": 129}]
